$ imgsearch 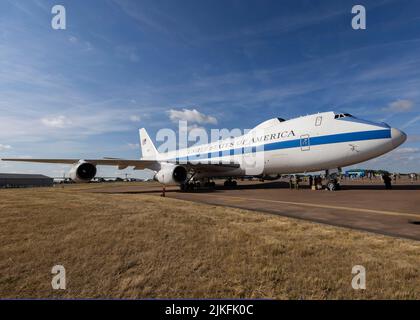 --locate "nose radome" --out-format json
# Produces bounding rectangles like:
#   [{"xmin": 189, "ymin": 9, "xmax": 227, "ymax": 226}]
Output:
[{"xmin": 391, "ymin": 128, "xmax": 407, "ymax": 148}]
